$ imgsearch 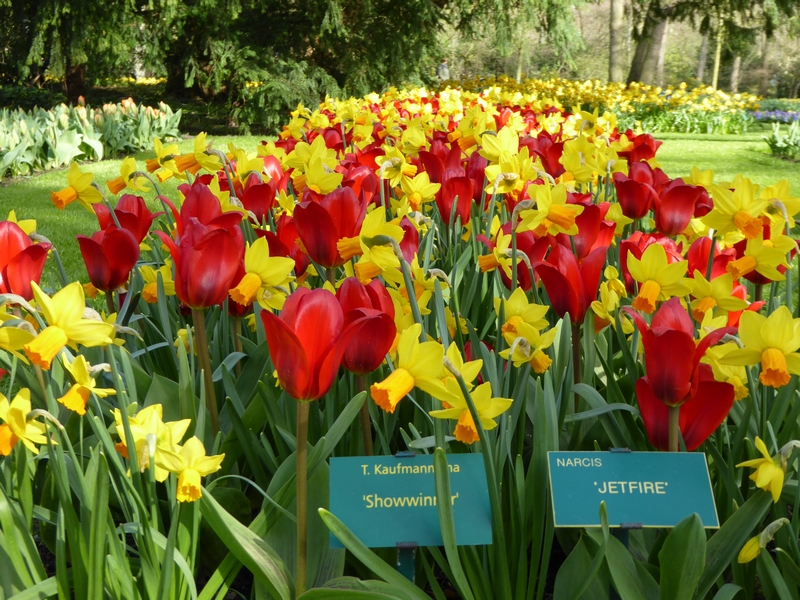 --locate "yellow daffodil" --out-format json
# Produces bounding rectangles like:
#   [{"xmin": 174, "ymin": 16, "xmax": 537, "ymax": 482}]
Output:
[
  {"xmin": 7, "ymin": 210, "xmax": 36, "ymax": 235},
  {"xmin": 107, "ymin": 157, "xmax": 150, "ymax": 195},
  {"xmin": 171, "ymin": 132, "xmax": 222, "ymax": 174},
  {"xmin": 495, "ymin": 288, "xmax": 549, "ymax": 337},
  {"xmin": 719, "ymin": 306, "xmax": 800, "ymax": 388},
  {"xmin": 627, "ymin": 243, "xmax": 692, "ymax": 314},
  {"xmin": 58, "ymin": 355, "xmax": 116, "ymax": 415},
  {"xmin": 517, "ymin": 182, "xmax": 584, "ymax": 237},
  {"xmin": 229, "ymin": 237, "xmax": 295, "ymax": 310},
  {"xmin": 140, "ymin": 263, "xmax": 176, "ymax": 303},
  {"xmin": 399, "ymin": 172, "xmax": 440, "ymax": 211},
  {"xmin": 156, "ymin": 436, "xmax": 225, "ymax": 502},
  {"xmin": 0, "ymin": 389, "xmax": 47, "ymax": 455},
  {"xmin": 146, "ymin": 137, "xmax": 180, "ymax": 176},
  {"xmin": 759, "ymin": 179, "xmax": 800, "ymax": 229},
  {"xmin": 499, "ymin": 321, "xmax": 558, "ymax": 374},
  {"xmin": 377, "ymin": 146, "xmax": 417, "ymax": 187},
  {"xmin": 113, "ymin": 404, "xmax": 191, "ymax": 481},
  {"xmin": 478, "ymin": 126, "xmax": 519, "ymax": 164},
  {"xmin": 51, "ymin": 162, "xmax": 103, "ymax": 211},
  {"xmin": 477, "ymin": 229, "xmax": 516, "ymax": 278},
  {"xmin": 689, "ymin": 271, "xmax": 748, "ymax": 321},
  {"xmin": 352, "ymin": 208, "xmax": 404, "ymax": 283},
  {"xmin": 430, "ymin": 380, "xmax": 512, "ymax": 444},
  {"xmin": 702, "ymin": 342, "xmax": 749, "ymax": 400},
  {"xmin": 738, "ymin": 519, "xmax": 790, "ymax": 563},
  {"xmin": 285, "ymin": 135, "xmax": 338, "ymax": 173},
  {"xmin": 737, "ymin": 437, "xmax": 785, "ymax": 502},
  {"xmin": 703, "ymin": 180, "xmax": 767, "ymax": 240},
  {"xmin": 441, "ymin": 342, "xmax": 483, "ymax": 390},
  {"xmin": 726, "ymin": 233, "xmax": 793, "ymax": 282},
  {"xmin": 23, "ymin": 282, "xmax": 116, "ymax": 370},
  {"xmin": 370, "ymin": 324, "xmax": 455, "ymax": 413}
]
